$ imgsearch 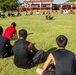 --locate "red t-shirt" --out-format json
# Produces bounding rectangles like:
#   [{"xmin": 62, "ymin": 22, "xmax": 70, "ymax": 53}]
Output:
[{"xmin": 3, "ymin": 26, "xmax": 17, "ymax": 39}]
